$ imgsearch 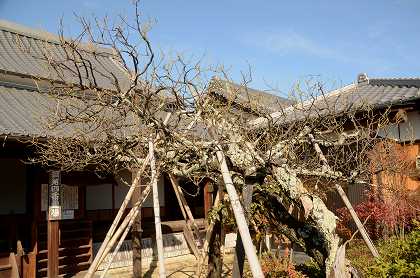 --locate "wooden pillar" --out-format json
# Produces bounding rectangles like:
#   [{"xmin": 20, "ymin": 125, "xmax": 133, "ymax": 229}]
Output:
[
  {"xmin": 131, "ymin": 172, "xmax": 142, "ymax": 278},
  {"xmin": 203, "ymin": 180, "xmax": 212, "ymax": 222},
  {"xmin": 47, "ymin": 170, "xmax": 61, "ymax": 278},
  {"xmin": 47, "ymin": 221, "xmax": 59, "ymax": 277},
  {"xmin": 207, "ymin": 217, "xmax": 222, "ymax": 278}
]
